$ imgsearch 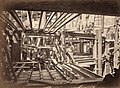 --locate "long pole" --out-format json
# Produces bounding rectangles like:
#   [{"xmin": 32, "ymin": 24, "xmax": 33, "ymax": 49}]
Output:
[{"xmin": 97, "ymin": 15, "xmax": 104, "ymax": 76}]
